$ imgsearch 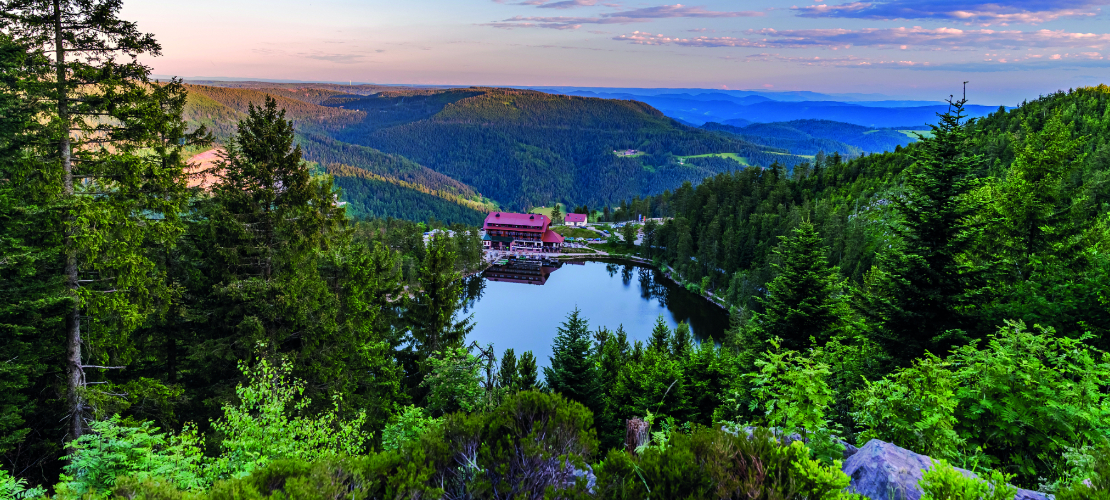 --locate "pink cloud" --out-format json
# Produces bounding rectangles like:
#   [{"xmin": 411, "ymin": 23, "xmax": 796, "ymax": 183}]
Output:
[
  {"xmin": 483, "ymin": 3, "xmax": 763, "ymax": 29},
  {"xmin": 613, "ymin": 27, "xmax": 1110, "ymax": 50},
  {"xmin": 791, "ymin": 0, "xmax": 1108, "ymax": 25}
]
